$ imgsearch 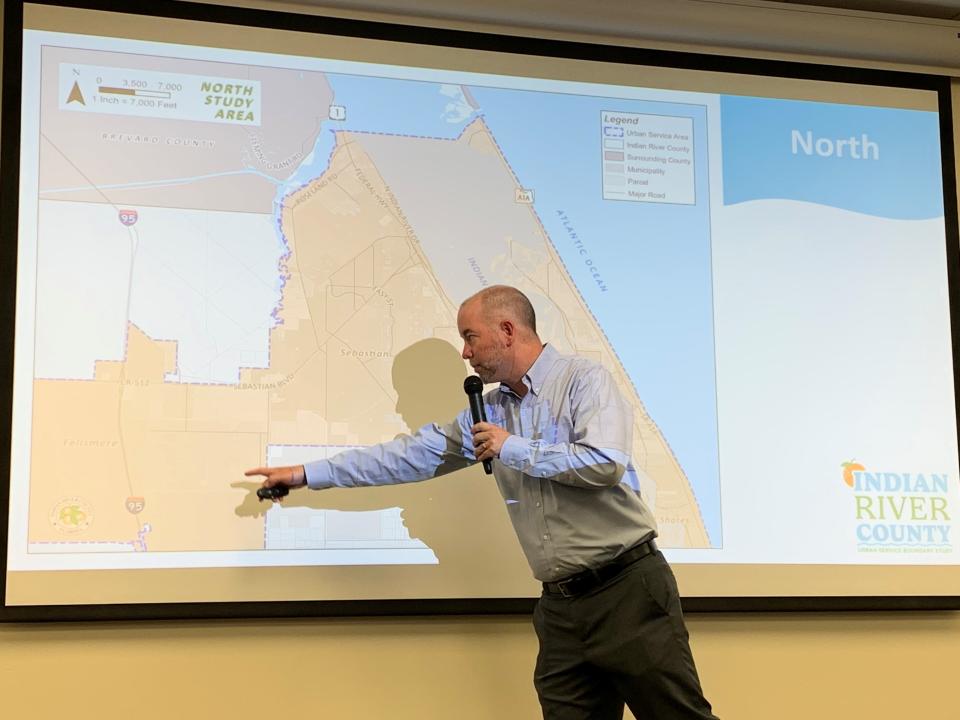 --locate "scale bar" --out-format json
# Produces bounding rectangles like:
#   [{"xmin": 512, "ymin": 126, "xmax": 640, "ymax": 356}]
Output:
[{"xmin": 98, "ymin": 86, "xmax": 171, "ymax": 99}]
